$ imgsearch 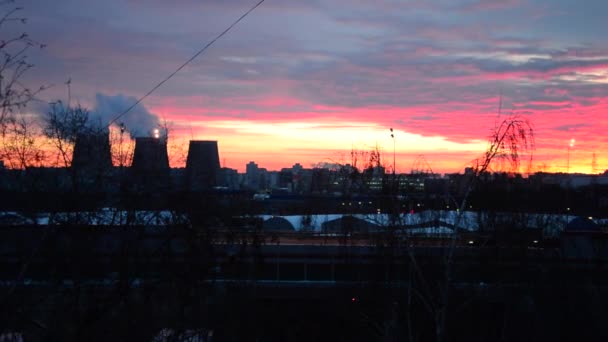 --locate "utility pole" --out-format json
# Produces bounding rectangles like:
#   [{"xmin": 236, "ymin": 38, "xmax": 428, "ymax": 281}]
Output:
[
  {"xmin": 390, "ymin": 128, "xmax": 395, "ymax": 176},
  {"xmin": 567, "ymin": 138, "xmax": 575, "ymax": 173}
]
